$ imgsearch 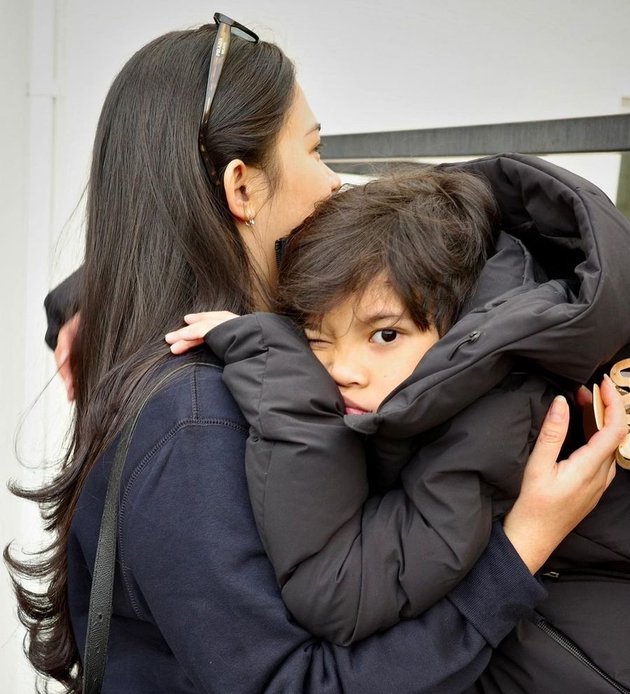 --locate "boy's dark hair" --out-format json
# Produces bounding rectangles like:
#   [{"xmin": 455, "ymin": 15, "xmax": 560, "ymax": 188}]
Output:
[{"xmin": 276, "ymin": 167, "xmax": 498, "ymax": 336}]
